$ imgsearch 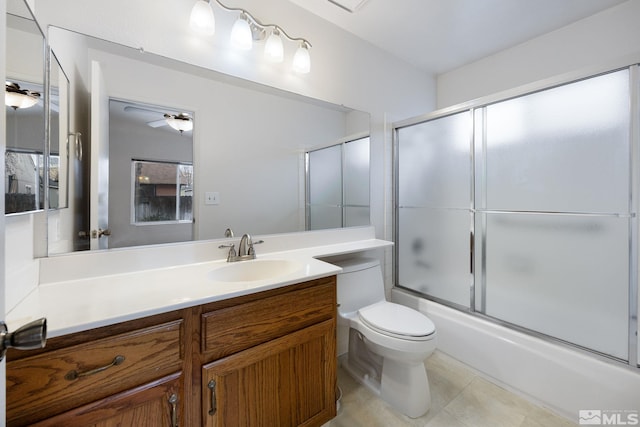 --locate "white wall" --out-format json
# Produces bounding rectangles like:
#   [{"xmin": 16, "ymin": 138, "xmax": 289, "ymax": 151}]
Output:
[
  {"xmin": 5, "ymin": 19, "xmax": 42, "ymax": 84},
  {"xmin": 437, "ymin": 0, "xmax": 640, "ymax": 108}
]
